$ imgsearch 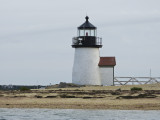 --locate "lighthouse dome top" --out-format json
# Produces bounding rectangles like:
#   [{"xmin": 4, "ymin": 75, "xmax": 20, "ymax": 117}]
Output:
[{"xmin": 78, "ymin": 16, "xmax": 96, "ymax": 29}]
